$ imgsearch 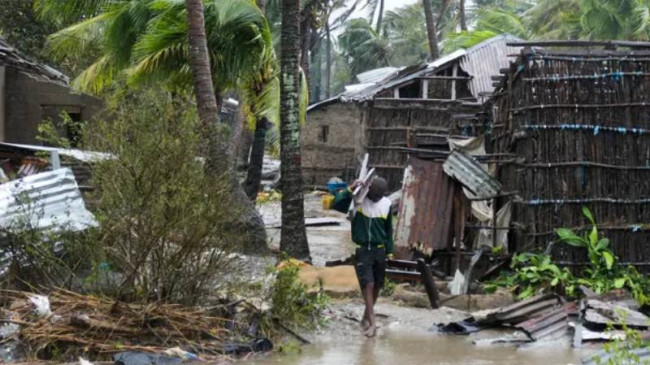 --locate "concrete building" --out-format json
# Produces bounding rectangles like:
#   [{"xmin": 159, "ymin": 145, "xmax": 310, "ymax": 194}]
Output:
[{"xmin": 0, "ymin": 38, "xmax": 102, "ymax": 145}]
